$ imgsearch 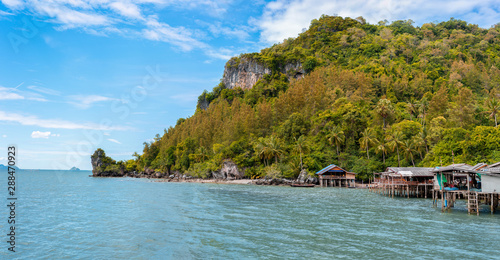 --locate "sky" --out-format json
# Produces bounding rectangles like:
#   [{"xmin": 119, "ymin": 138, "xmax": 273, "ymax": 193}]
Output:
[{"xmin": 0, "ymin": 0, "xmax": 499, "ymax": 170}]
